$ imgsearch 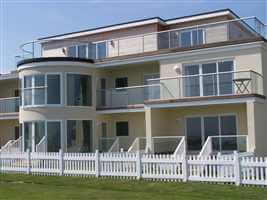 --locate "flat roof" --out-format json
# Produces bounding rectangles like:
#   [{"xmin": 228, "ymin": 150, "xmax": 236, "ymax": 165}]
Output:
[{"xmin": 39, "ymin": 9, "xmax": 238, "ymax": 41}]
